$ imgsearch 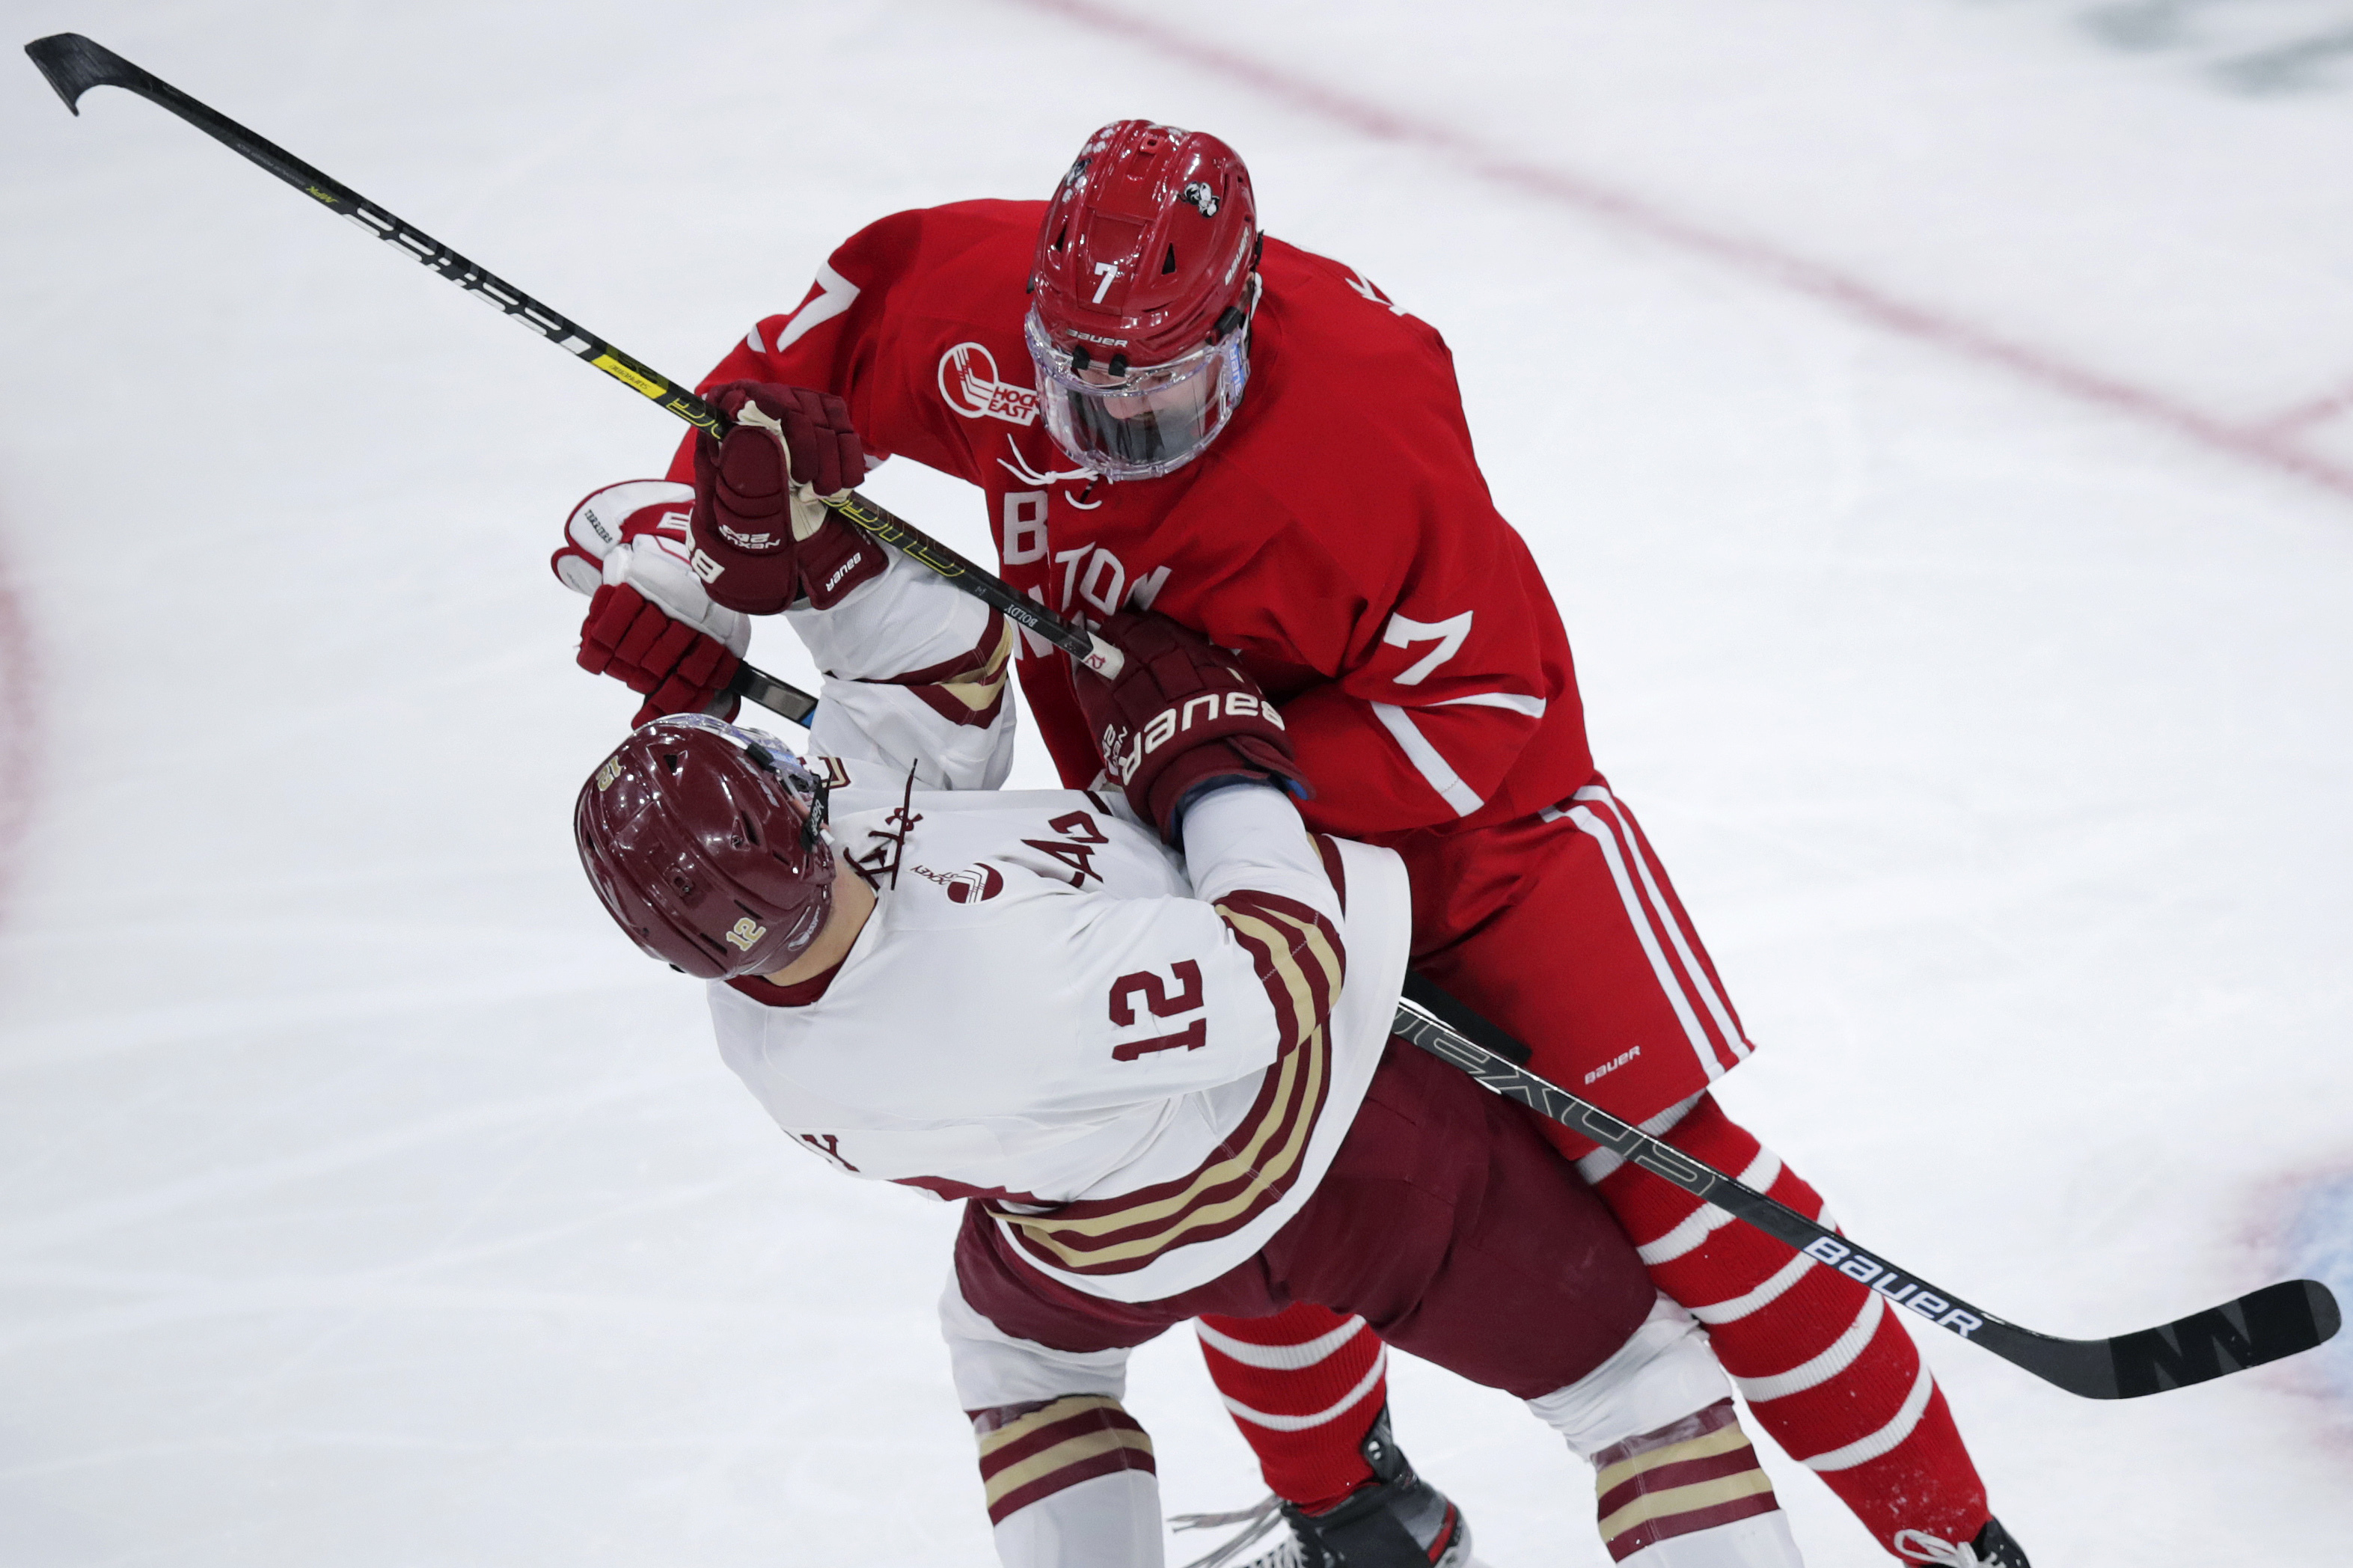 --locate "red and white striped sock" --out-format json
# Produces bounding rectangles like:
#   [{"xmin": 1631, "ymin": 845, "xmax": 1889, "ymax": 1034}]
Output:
[
  {"xmin": 1579, "ymin": 1095, "xmax": 1993, "ymax": 1558},
  {"xmin": 1195, "ymin": 1302, "xmax": 1389, "ymax": 1512}
]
